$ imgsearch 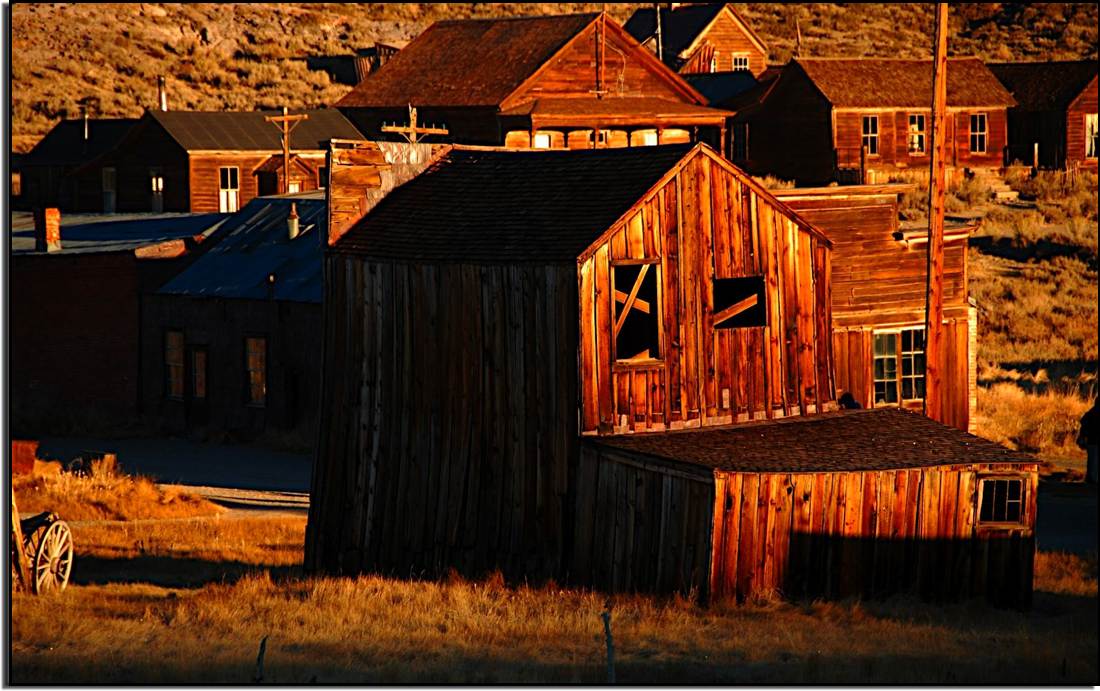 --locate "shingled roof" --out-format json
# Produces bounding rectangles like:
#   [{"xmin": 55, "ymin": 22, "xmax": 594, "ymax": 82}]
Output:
[
  {"xmin": 333, "ymin": 144, "xmax": 694, "ymax": 263},
  {"xmin": 22, "ymin": 118, "xmax": 139, "ymax": 166},
  {"xmin": 623, "ymin": 4, "xmax": 766, "ymax": 66},
  {"xmin": 988, "ymin": 60, "xmax": 1098, "ymax": 111},
  {"xmin": 590, "ymin": 407, "xmax": 1037, "ymax": 474},
  {"xmin": 337, "ymin": 13, "xmax": 600, "ymax": 109},
  {"xmin": 149, "ymin": 108, "xmax": 362, "ymax": 151},
  {"xmin": 795, "ymin": 58, "xmax": 1016, "ymax": 108}
]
